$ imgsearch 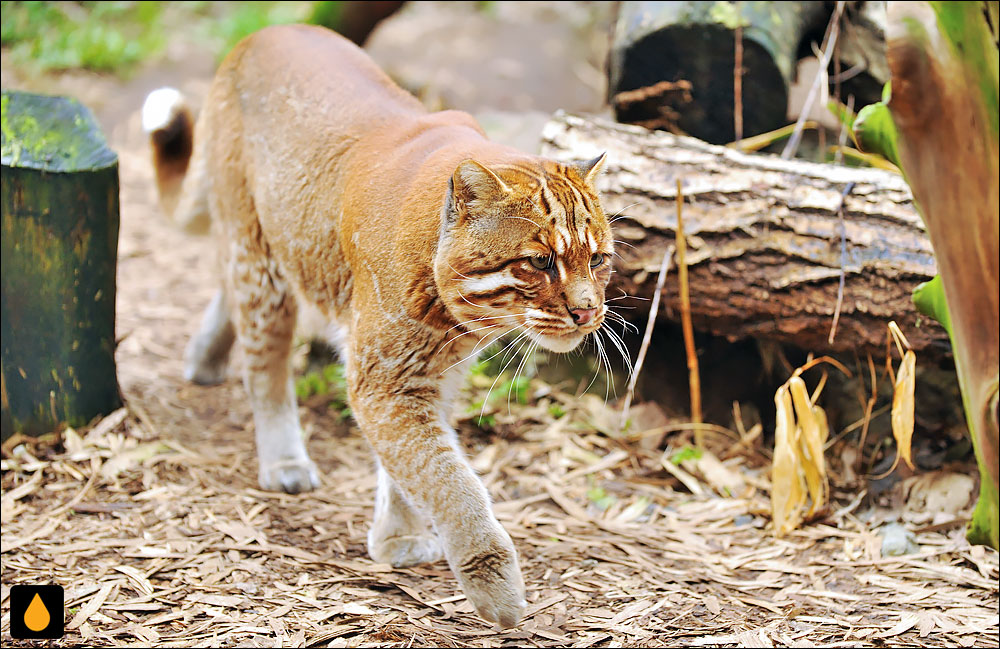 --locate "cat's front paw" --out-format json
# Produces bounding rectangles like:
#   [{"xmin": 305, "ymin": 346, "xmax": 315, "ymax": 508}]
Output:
[
  {"xmin": 454, "ymin": 536, "xmax": 527, "ymax": 629},
  {"xmin": 258, "ymin": 458, "xmax": 320, "ymax": 494},
  {"xmin": 368, "ymin": 533, "xmax": 443, "ymax": 567}
]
